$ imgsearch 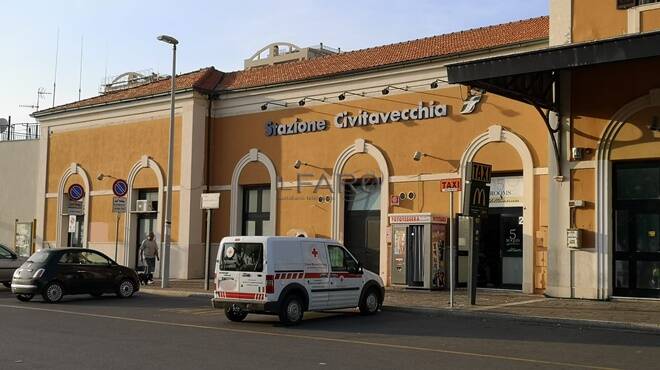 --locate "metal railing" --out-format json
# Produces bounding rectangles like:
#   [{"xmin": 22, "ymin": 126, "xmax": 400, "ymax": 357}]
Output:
[{"xmin": 0, "ymin": 122, "xmax": 40, "ymax": 142}]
